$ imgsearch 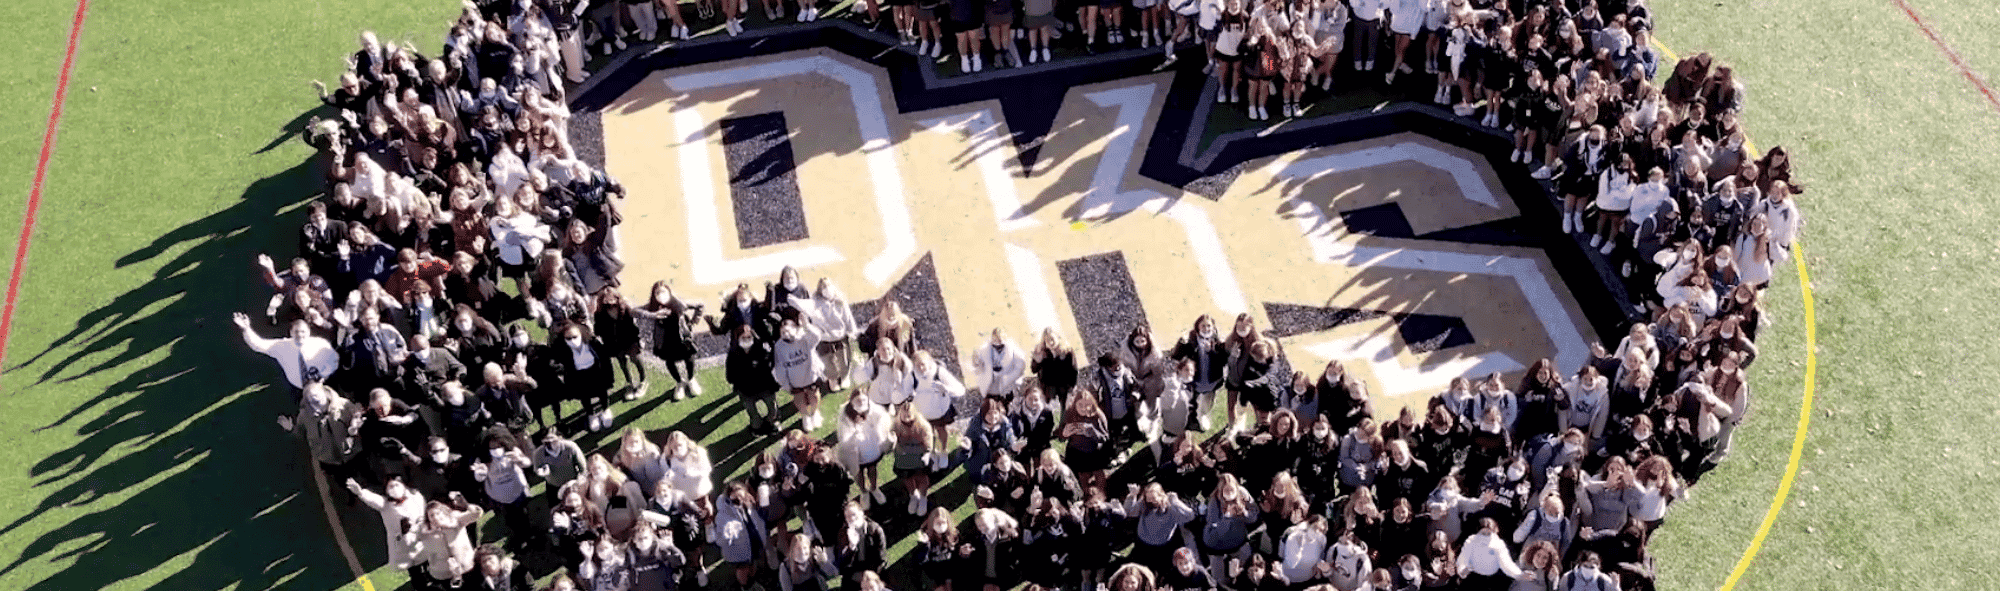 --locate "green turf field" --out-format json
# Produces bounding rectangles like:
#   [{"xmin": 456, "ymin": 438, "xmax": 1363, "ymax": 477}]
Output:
[{"xmin": 2, "ymin": 0, "xmax": 1997, "ymax": 589}]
